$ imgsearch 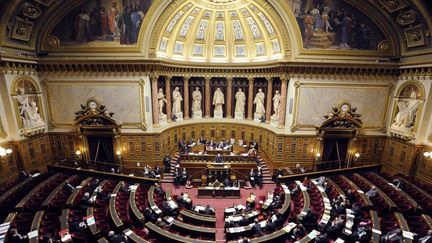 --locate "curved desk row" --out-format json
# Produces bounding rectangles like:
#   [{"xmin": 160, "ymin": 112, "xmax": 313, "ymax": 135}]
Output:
[
  {"xmin": 42, "ymin": 175, "xmax": 78, "ymax": 207},
  {"xmin": 15, "ymin": 174, "xmax": 62, "ymax": 210},
  {"xmin": 339, "ymin": 175, "xmax": 373, "ymax": 208},
  {"xmin": 66, "ymin": 177, "xmax": 93, "ymax": 207},
  {"xmin": 295, "ymin": 181, "xmax": 310, "ymax": 220},
  {"xmin": 109, "ymin": 182, "xmax": 124, "ymax": 229},
  {"xmin": 354, "ymin": 173, "xmax": 397, "ymax": 210},
  {"xmin": 180, "ymin": 209, "xmax": 216, "ymax": 227},
  {"xmin": 129, "ymin": 183, "xmax": 145, "ymax": 223},
  {"xmin": 146, "ymin": 222, "xmax": 216, "ymax": 243}
]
